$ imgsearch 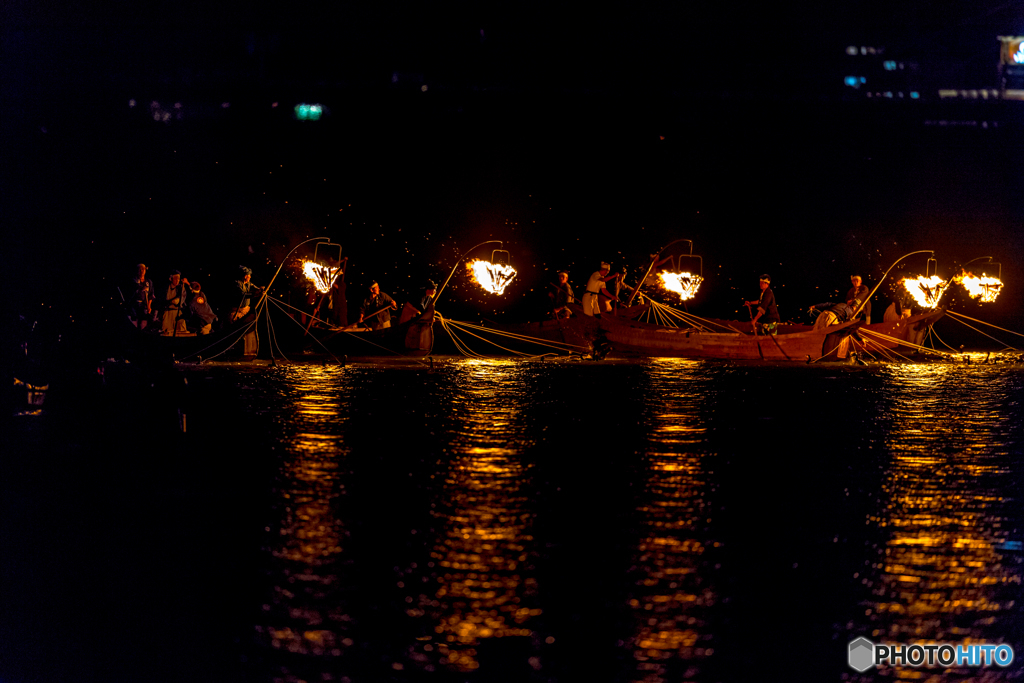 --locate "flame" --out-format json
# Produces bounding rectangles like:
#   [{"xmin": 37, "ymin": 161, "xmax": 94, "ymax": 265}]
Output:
[
  {"xmin": 302, "ymin": 261, "xmax": 340, "ymax": 294},
  {"xmin": 954, "ymin": 272, "xmax": 1003, "ymax": 303},
  {"xmin": 901, "ymin": 276, "xmax": 949, "ymax": 309},
  {"xmin": 658, "ymin": 271, "xmax": 703, "ymax": 302},
  {"xmin": 468, "ymin": 260, "xmax": 517, "ymax": 295}
]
